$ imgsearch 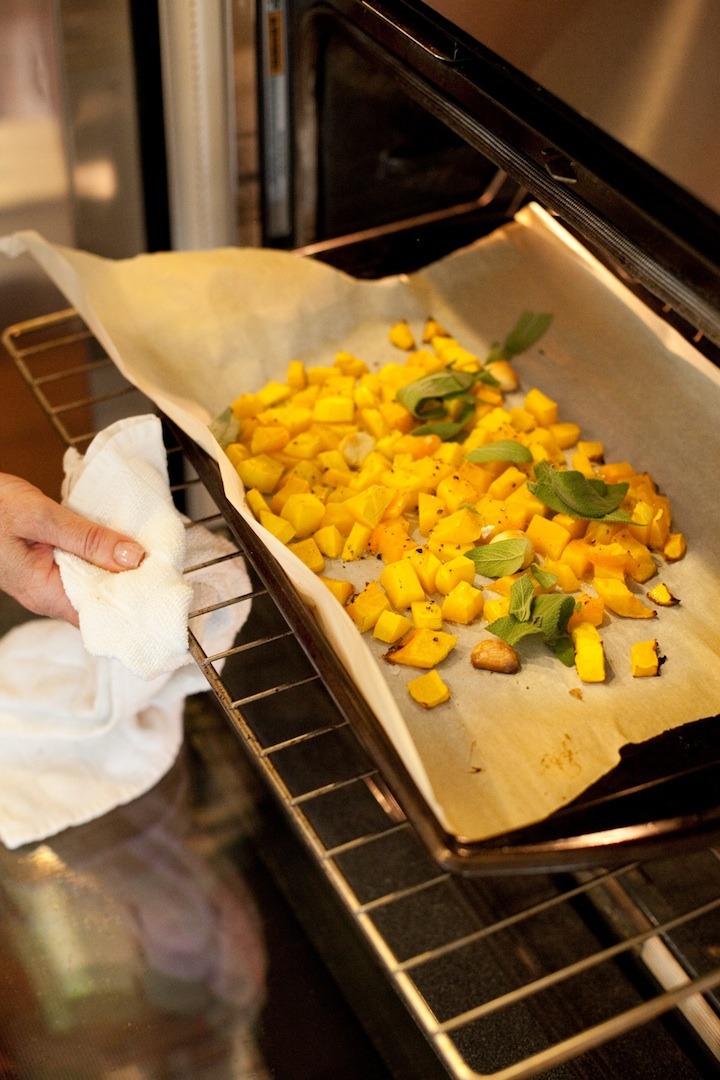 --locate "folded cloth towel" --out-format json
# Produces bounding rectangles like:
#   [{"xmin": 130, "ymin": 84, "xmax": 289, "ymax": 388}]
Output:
[
  {"xmin": 0, "ymin": 417, "xmax": 252, "ymax": 849},
  {"xmin": 57, "ymin": 414, "xmax": 195, "ymax": 680}
]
